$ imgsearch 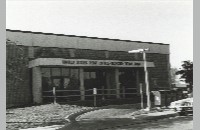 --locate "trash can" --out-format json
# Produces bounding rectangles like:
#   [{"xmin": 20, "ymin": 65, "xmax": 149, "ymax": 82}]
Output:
[{"xmin": 152, "ymin": 91, "xmax": 161, "ymax": 107}]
